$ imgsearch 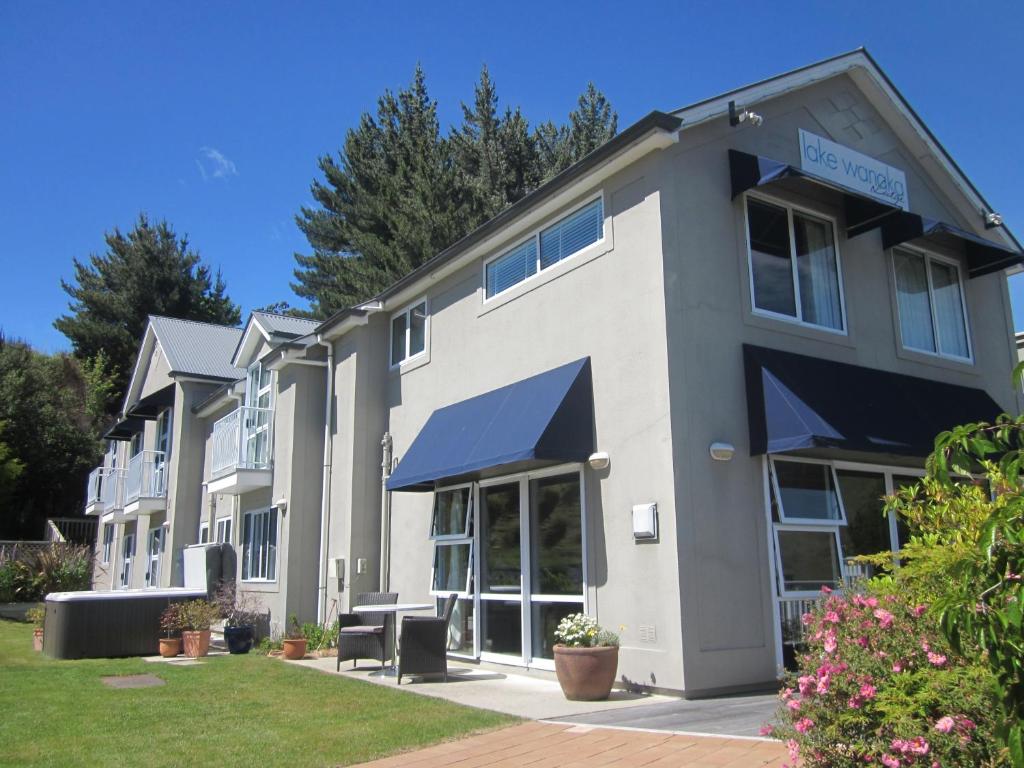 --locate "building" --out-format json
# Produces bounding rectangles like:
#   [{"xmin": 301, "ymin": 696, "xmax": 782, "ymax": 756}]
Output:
[{"xmin": 84, "ymin": 49, "xmax": 1022, "ymax": 696}]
